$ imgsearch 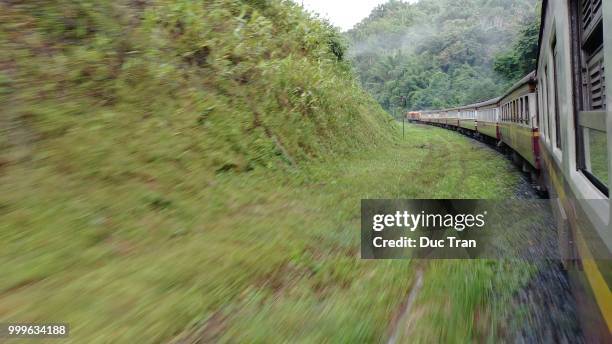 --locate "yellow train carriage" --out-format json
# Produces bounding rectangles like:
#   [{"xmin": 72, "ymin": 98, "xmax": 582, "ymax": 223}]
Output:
[
  {"xmin": 475, "ymin": 97, "xmax": 500, "ymax": 139},
  {"xmin": 498, "ymin": 73, "xmax": 540, "ymax": 168},
  {"xmin": 538, "ymin": 1, "xmax": 611, "ymax": 340}
]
